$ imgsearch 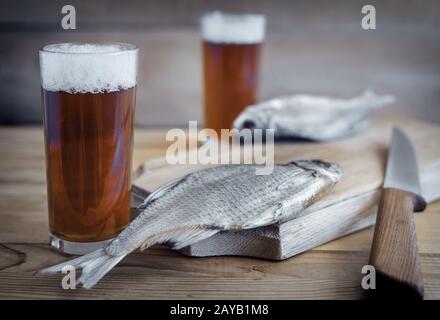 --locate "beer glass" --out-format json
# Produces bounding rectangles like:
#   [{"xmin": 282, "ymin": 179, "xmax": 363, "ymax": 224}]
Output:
[
  {"xmin": 201, "ymin": 12, "xmax": 265, "ymax": 133},
  {"xmin": 39, "ymin": 43, "xmax": 138, "ymax": 254}
]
